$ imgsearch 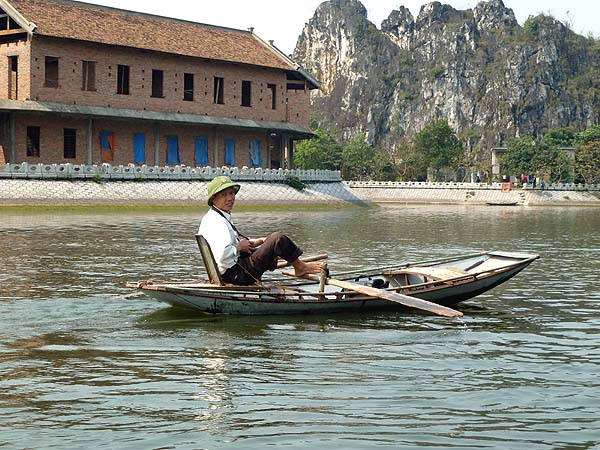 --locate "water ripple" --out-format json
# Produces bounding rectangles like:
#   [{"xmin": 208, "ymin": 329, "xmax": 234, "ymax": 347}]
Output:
[{"xmin": 1, "ymin": 207, "xmax": 599, "ymax": 449}]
